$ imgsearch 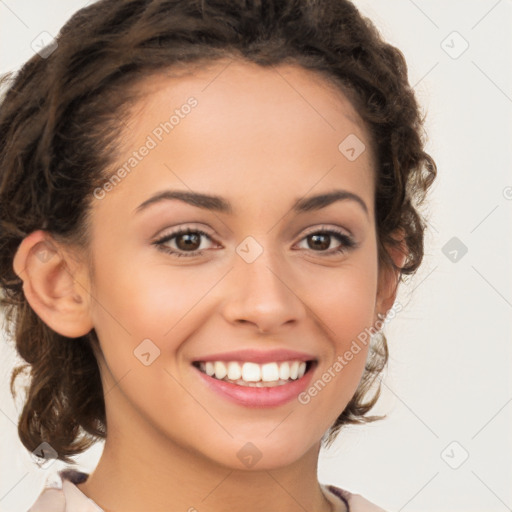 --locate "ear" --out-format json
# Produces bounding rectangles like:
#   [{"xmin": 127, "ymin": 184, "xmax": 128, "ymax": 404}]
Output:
[
  {"xmin": 12, "ymin": 230, "xmax": 94, "ymax": 338},
  {"xmin": 375, "ymin": 229, "xmax": 408, "ymax": 320}
]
